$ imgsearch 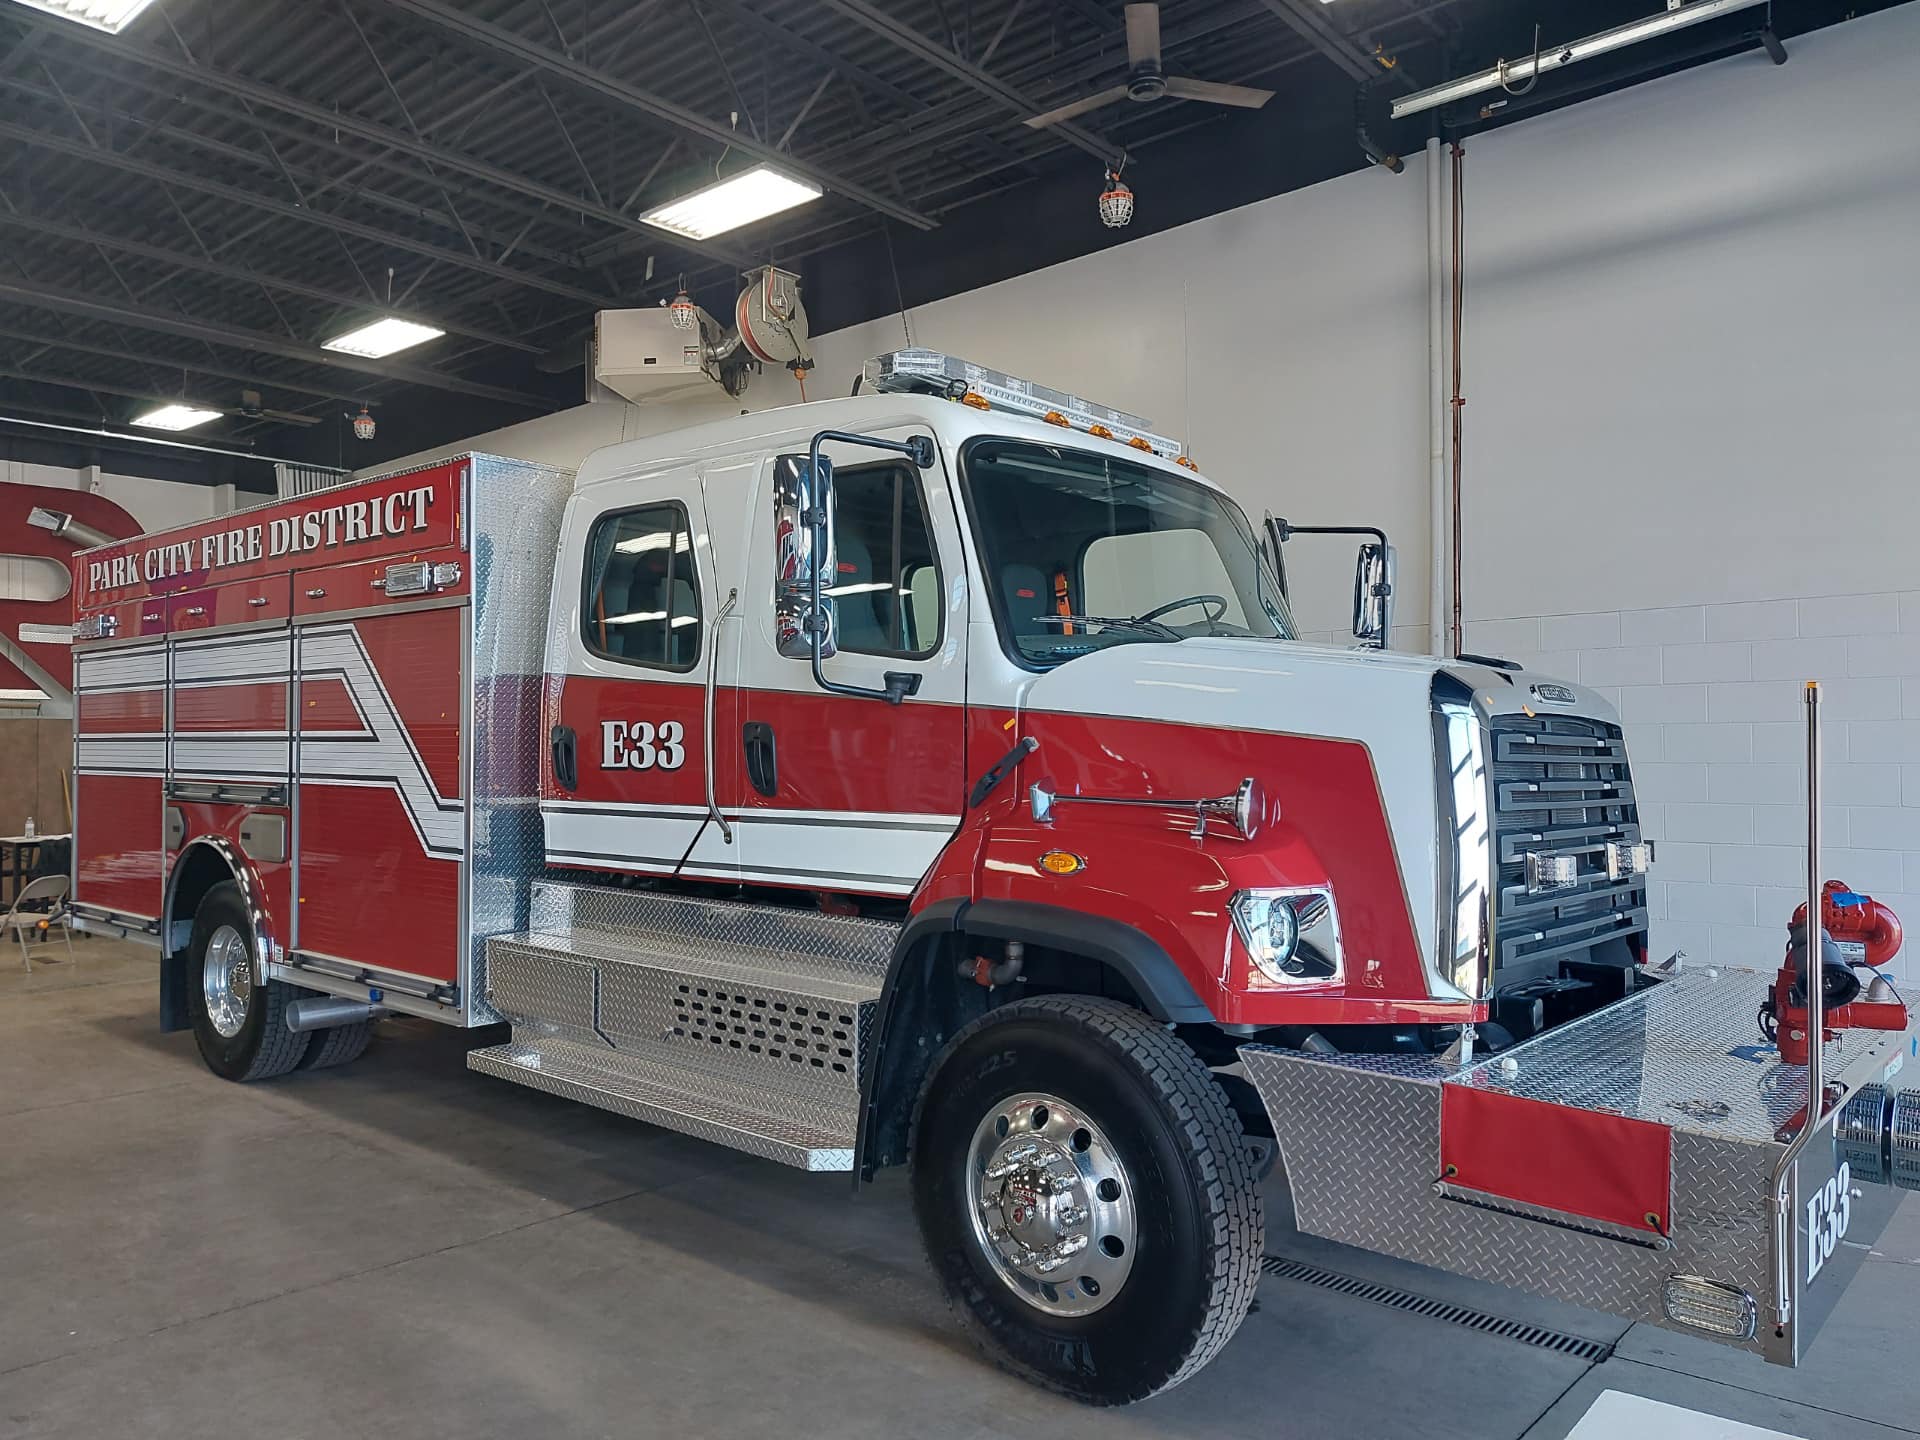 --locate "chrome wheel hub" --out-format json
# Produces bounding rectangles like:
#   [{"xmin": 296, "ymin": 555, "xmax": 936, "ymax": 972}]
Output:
[
  {"xmin": 201, "ymin": 924, "xmax": 252, "ymax": 1039},
  {"xmin": 967, "ymin": 1092, "xmax": 1136, "ymax": 1317}
]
